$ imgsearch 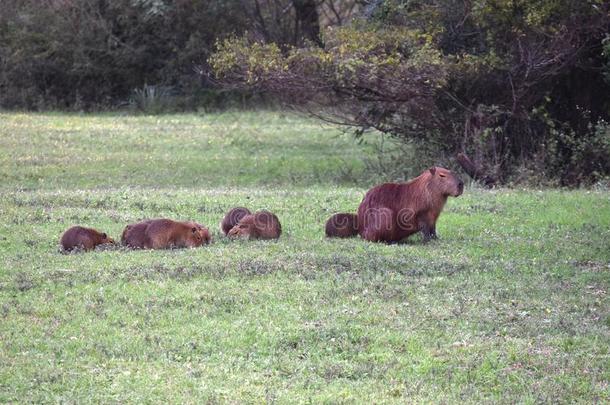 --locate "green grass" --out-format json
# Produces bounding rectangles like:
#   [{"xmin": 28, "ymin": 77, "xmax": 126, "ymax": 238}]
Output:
[{"xmin": 0, "ymin": 111, "xmax": 609, "ymax": 403}]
